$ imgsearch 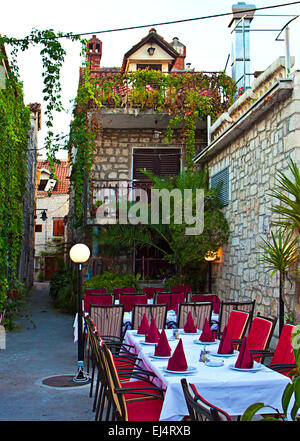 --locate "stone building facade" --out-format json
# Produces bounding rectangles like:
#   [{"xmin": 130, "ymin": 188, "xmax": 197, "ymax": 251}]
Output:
[
  {"xmin": 17, "ymin": 103, "xmax": 41, "ymax": 289},
  {"xmin": 194, "ymin": 57, "xmax": 300, "ymax": 327},
  {"xmin": 34, "ymin": 160, "xmax": 70, "ymax": 281}
]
